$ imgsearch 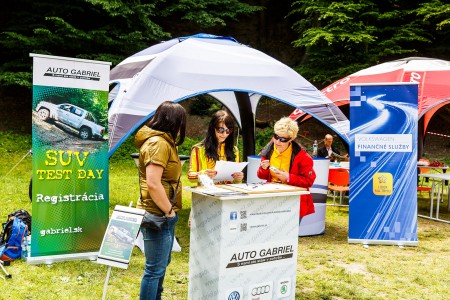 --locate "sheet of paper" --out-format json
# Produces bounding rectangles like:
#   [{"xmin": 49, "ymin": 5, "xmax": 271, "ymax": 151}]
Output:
[
  {"xmin": 184, "ymin": 186, "xmax": 247, "ymax": 196},
  {"xmin": 226, "ymin": 183, "xmax": 304, "ymax": 192},
  {"xmin": 214, "ymin": 161, "xmax": 248, "ymax": 182}
]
